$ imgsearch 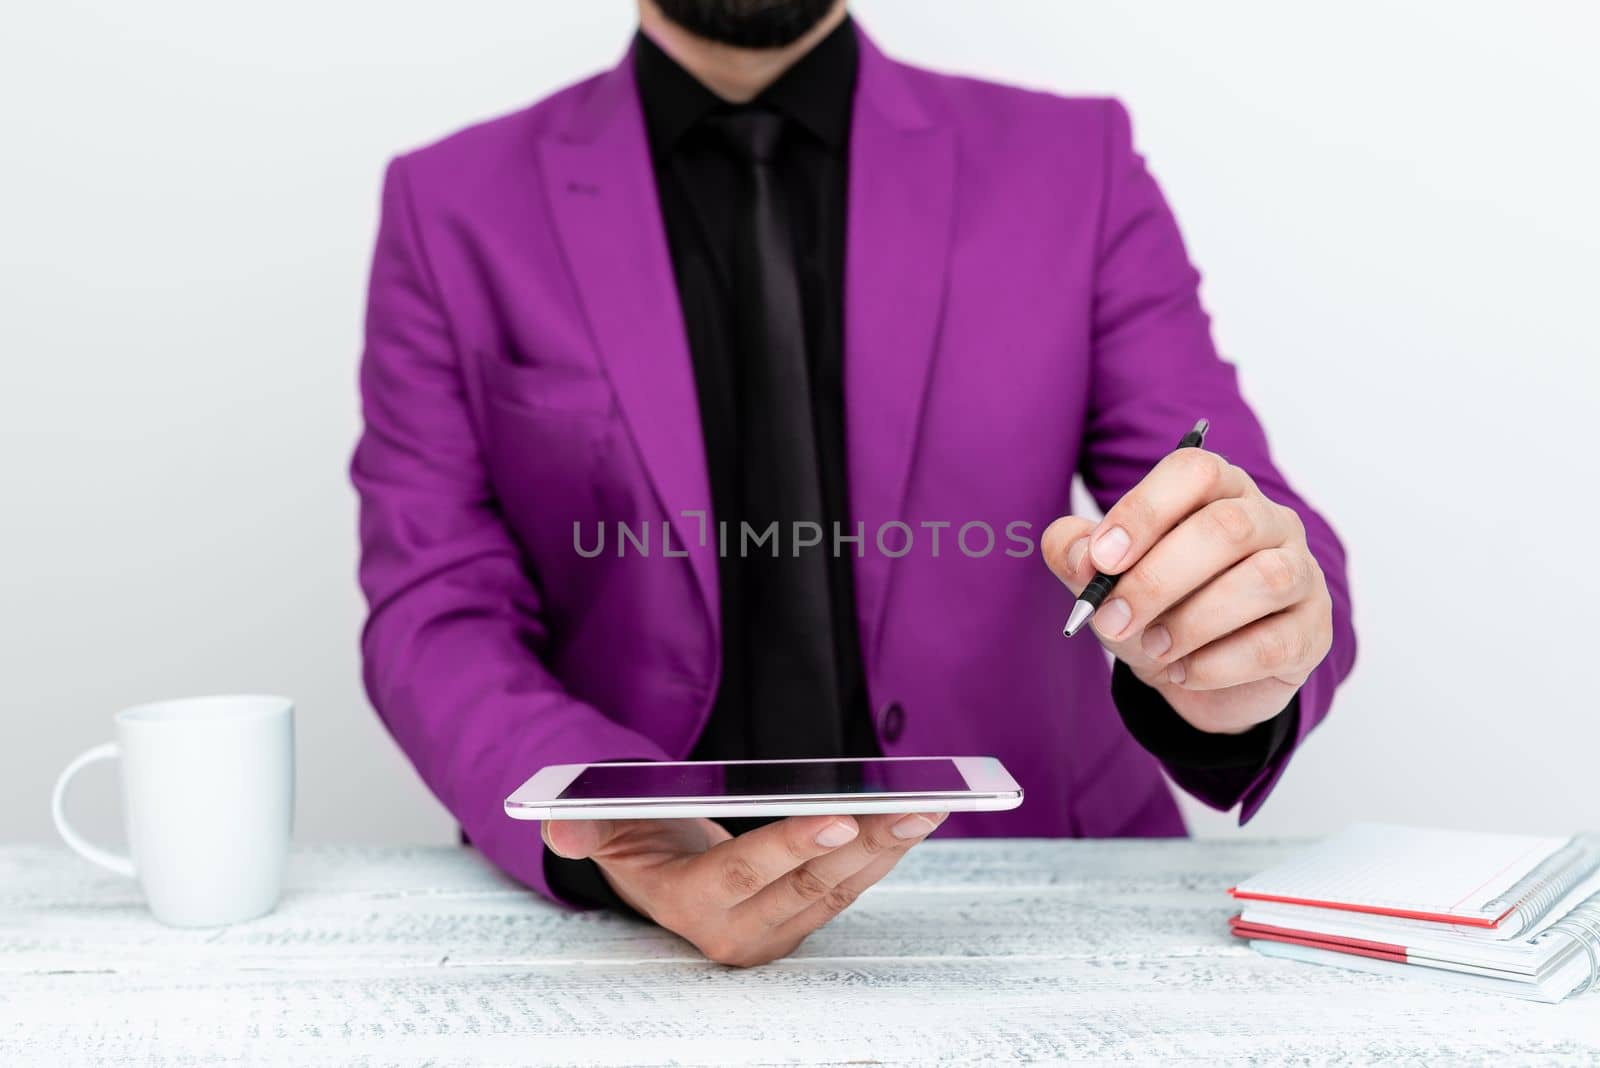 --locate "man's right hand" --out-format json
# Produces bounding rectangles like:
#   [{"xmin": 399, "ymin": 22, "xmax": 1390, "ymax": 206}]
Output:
[{"xmin": 542, "ymin": 811, "xmax": 945, "ymax": 967}]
